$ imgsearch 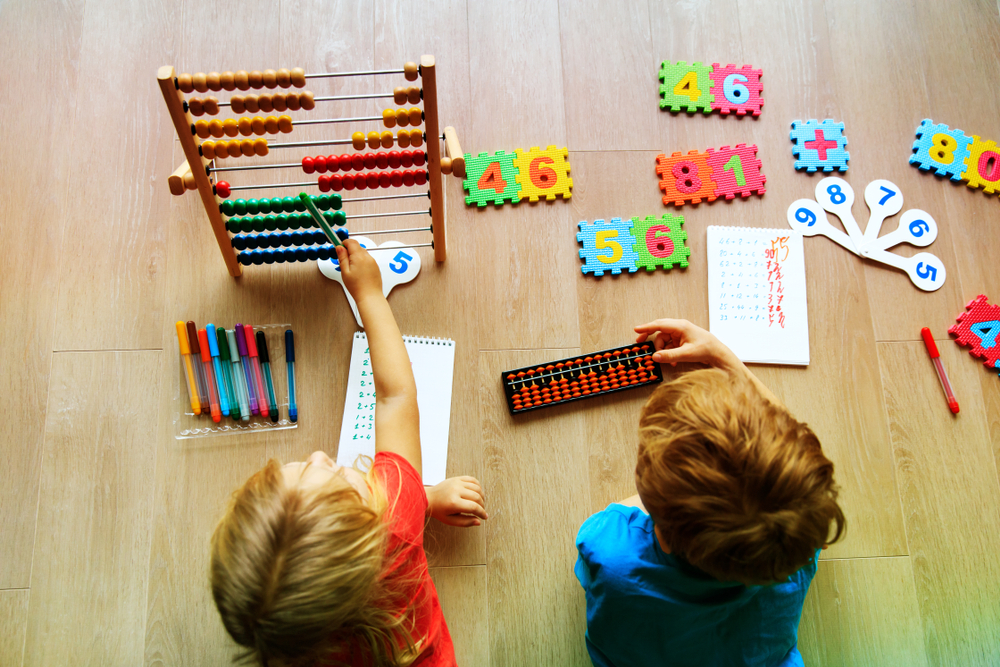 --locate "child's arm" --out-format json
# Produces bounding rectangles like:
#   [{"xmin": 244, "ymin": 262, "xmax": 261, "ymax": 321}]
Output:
[
  {"xmin": 336, "ymin": 240, "xmax": 421, "ymax": 476},
  {"xmin": 425, "ymin": 476, "xmax": 488, "ymax": 527},
  {"xmin": 634, "ymin": 318, "xmax": 781, "ymax": 406}
]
